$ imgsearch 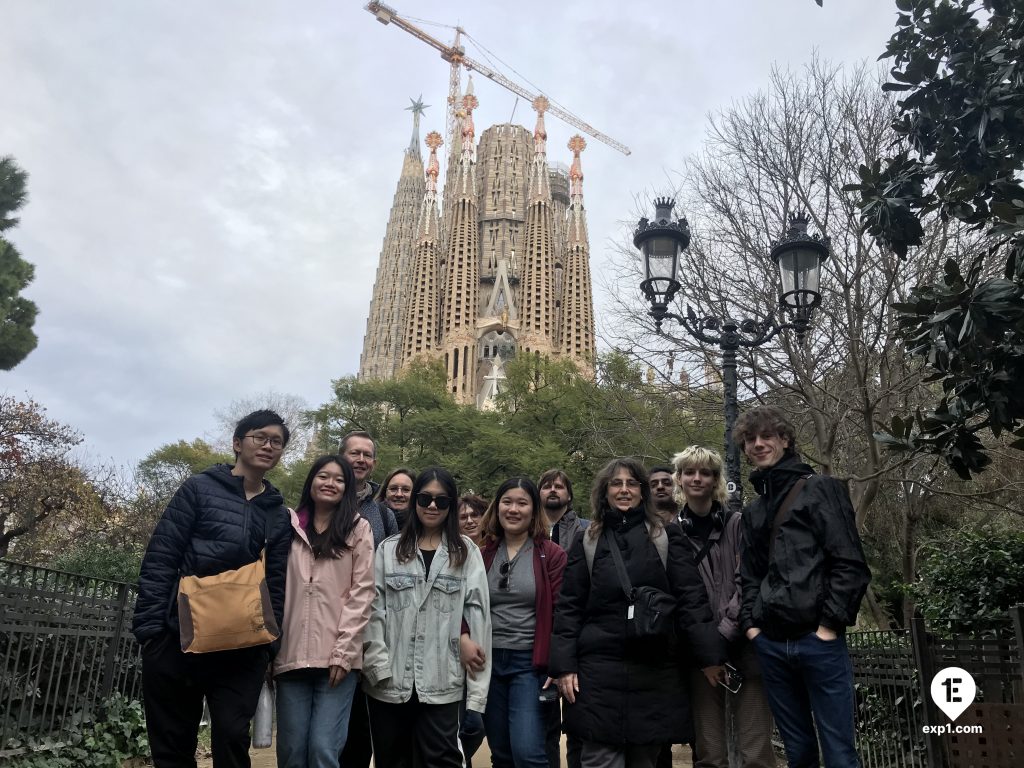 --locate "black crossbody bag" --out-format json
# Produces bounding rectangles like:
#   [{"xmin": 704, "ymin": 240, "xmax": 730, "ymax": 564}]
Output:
[{"xmin": 604, "ymin": 529, "xmax": 676, "ymax": 639}]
